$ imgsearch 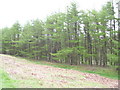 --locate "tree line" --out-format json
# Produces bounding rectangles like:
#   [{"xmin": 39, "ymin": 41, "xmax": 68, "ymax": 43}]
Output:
[{"xmin": 1, "ymin": 2, "xmax": 119, "ymax": 66}]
